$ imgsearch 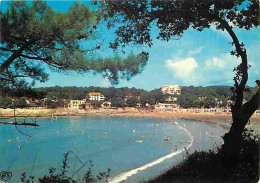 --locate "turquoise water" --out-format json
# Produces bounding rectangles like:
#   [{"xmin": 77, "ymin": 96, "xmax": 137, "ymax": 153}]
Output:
[{"xmin": 0, "ymin": 117, "xmax": 226, "ymax": 182}]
